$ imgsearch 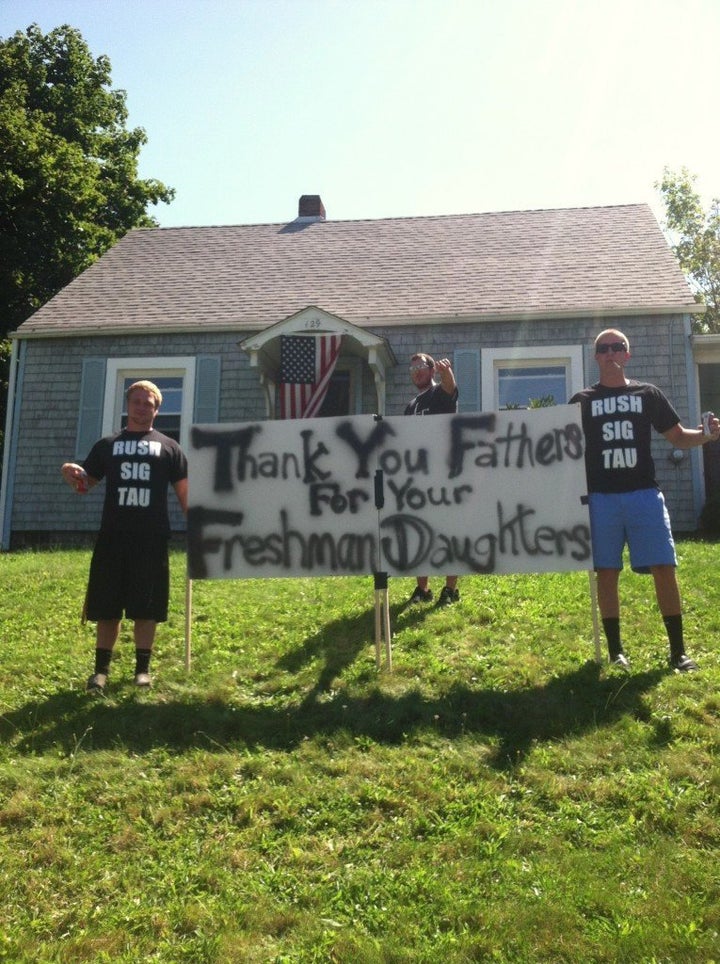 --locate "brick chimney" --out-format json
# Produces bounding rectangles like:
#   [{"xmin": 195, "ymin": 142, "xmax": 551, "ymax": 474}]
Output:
[{"xmin": 298, "ymin": 195, "xmax": 326, "ymax": 220}]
